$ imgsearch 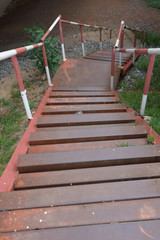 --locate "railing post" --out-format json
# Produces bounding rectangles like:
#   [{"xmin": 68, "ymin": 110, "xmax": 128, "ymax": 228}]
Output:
[
  {"xmin": 134, "ymin": 30, "xmax": 137, "ymax": 48},
  {"xmin": 11, "ymin": 56, "xmax": 32, "ymax": 120},
  {"xmin": 144, "ymin": 32, "xmax": 148, "ymax": 48},
  {"xmin": 99, "ymin": 28, "xmax": 102, "ymax": 50},
  {"xmin": 119, "ymin": 30, "xmax": 124, "ymax": 67},
  {"xmin": 140, "ymin": 54, "xmax": 155, "ymax": 116},
  {"xmin": 80, "ymin": 25, "xmax": 85, "ymax": 57},
  {"xmin": 132, "ymin": 52, "xmax": 135, "ymax": 65},
  {"xmin": 111, "ymin": 47, "xmax": 115, "ymax": 91},
  {"xmin": 110, "ymin": 30, "xmax": 112, "ymax": 45},
  {"xmin": 141, "ymin": 31, "xmax": 144, "ymax": 48},
  {"xmin": 59, "ymin": 18, "xmax": 66, "ymax": 61},
  {"xmin": 41, "ymin": 43, "xmax": 52, "ymax": 86}
]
